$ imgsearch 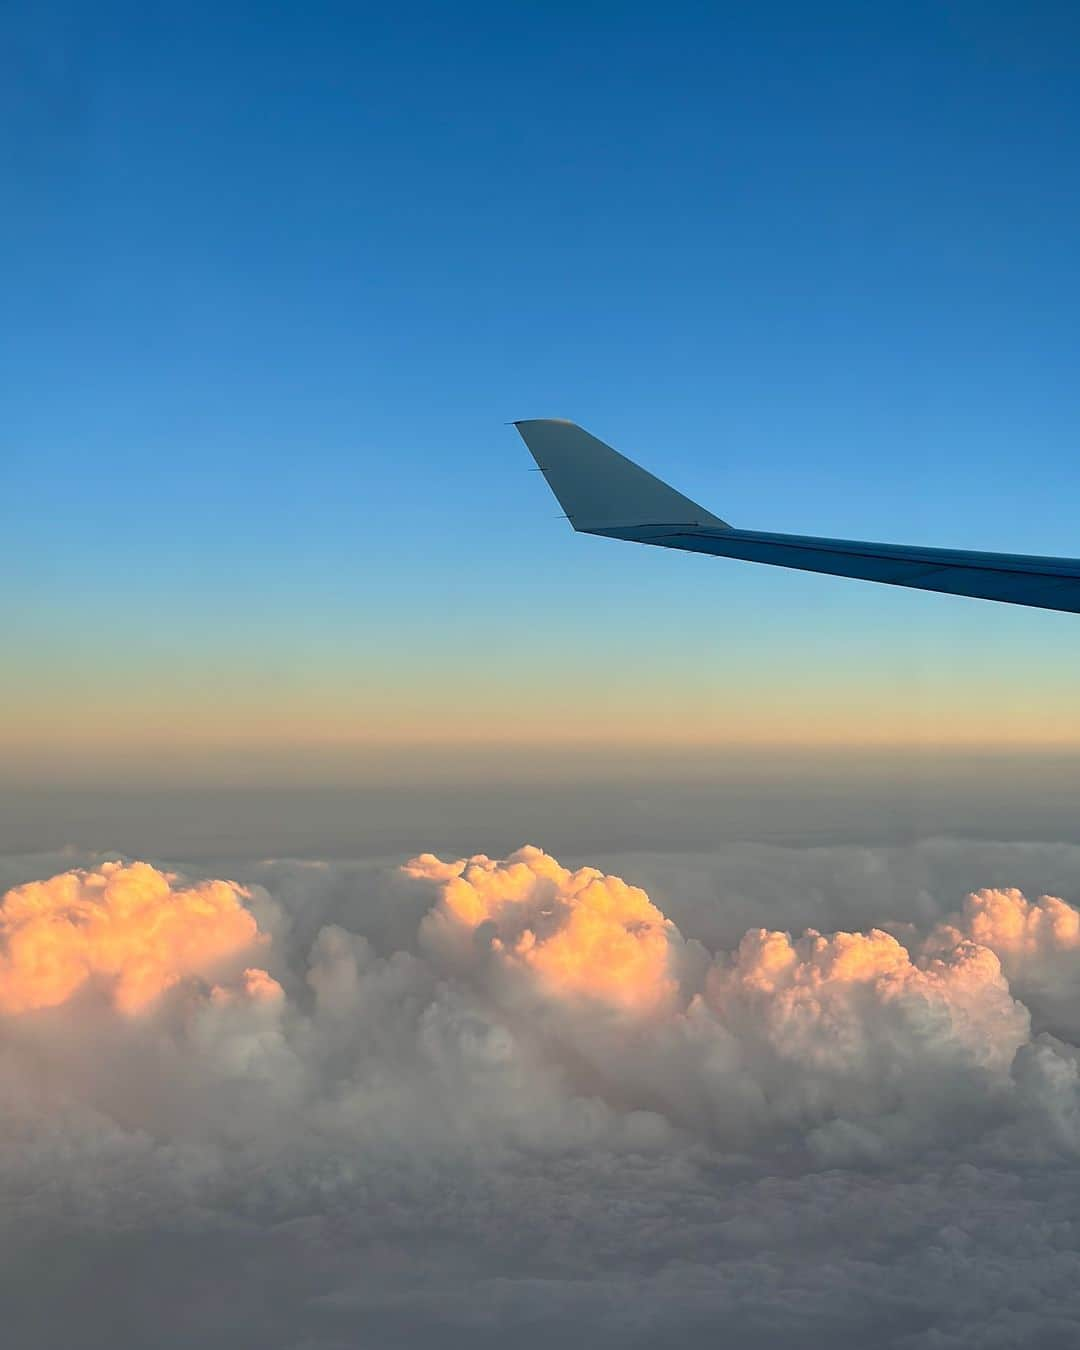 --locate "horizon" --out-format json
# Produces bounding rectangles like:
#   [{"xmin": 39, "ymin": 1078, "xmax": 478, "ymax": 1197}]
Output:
[
  {"xmin": 7, "ymin": 1, "xmax": 1080, "ymax": 784},
  {"xmin": 5, "ymin": 3, "xmax": 1080, "ymax": 1346}
]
